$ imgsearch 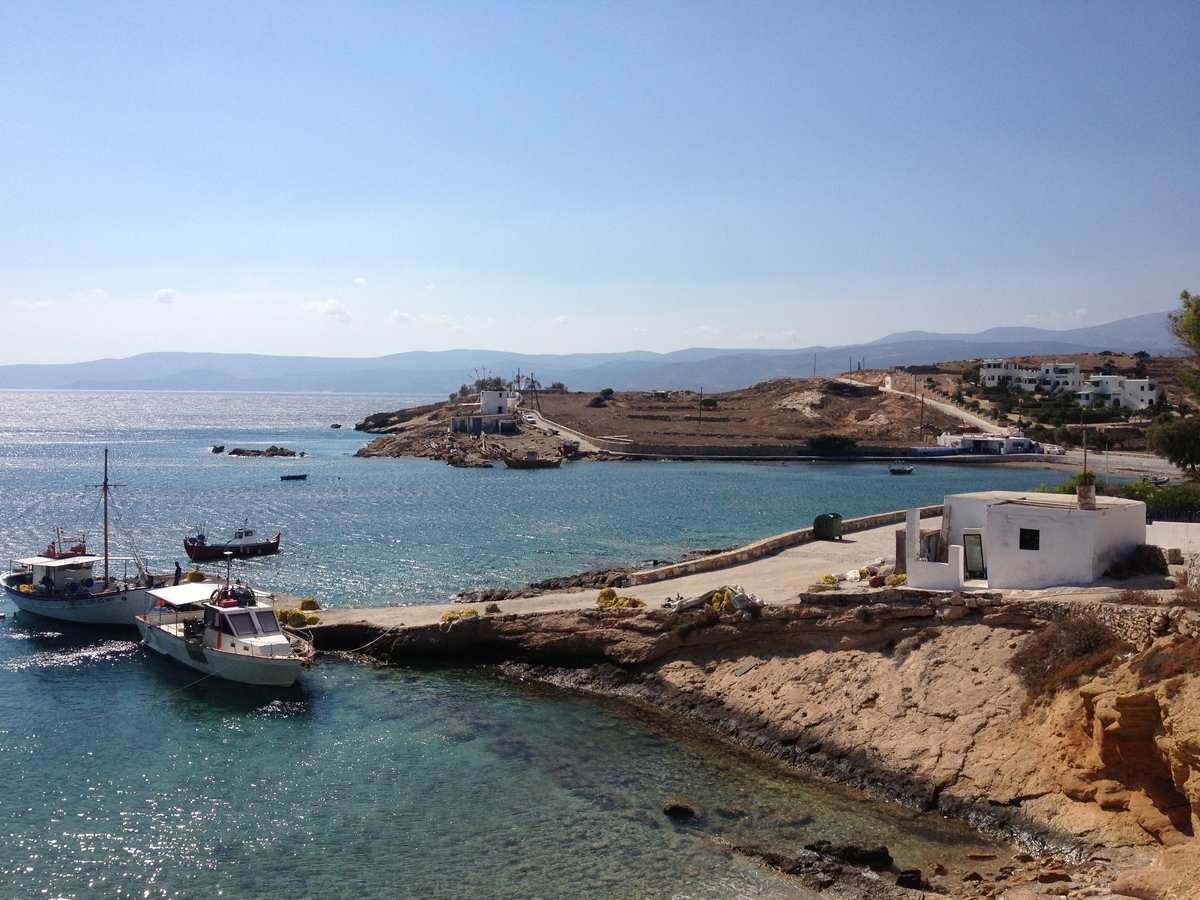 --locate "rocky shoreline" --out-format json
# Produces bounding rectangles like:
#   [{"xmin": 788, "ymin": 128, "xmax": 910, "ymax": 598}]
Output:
[{"xmin": 313, "ymin": 584, "xmax": 1200, "ymax": 899}]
